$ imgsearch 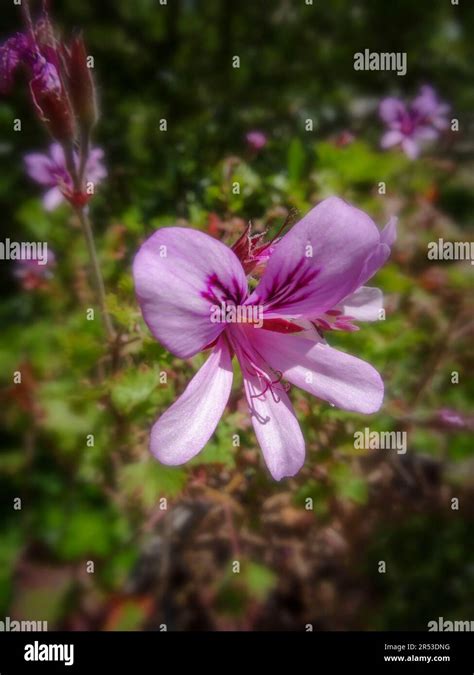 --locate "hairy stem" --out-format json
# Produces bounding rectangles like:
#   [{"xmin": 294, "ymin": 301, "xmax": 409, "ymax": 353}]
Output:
[{"xmin": 75, "ymin": 206, "xmax": 115, "ymax": 342}]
